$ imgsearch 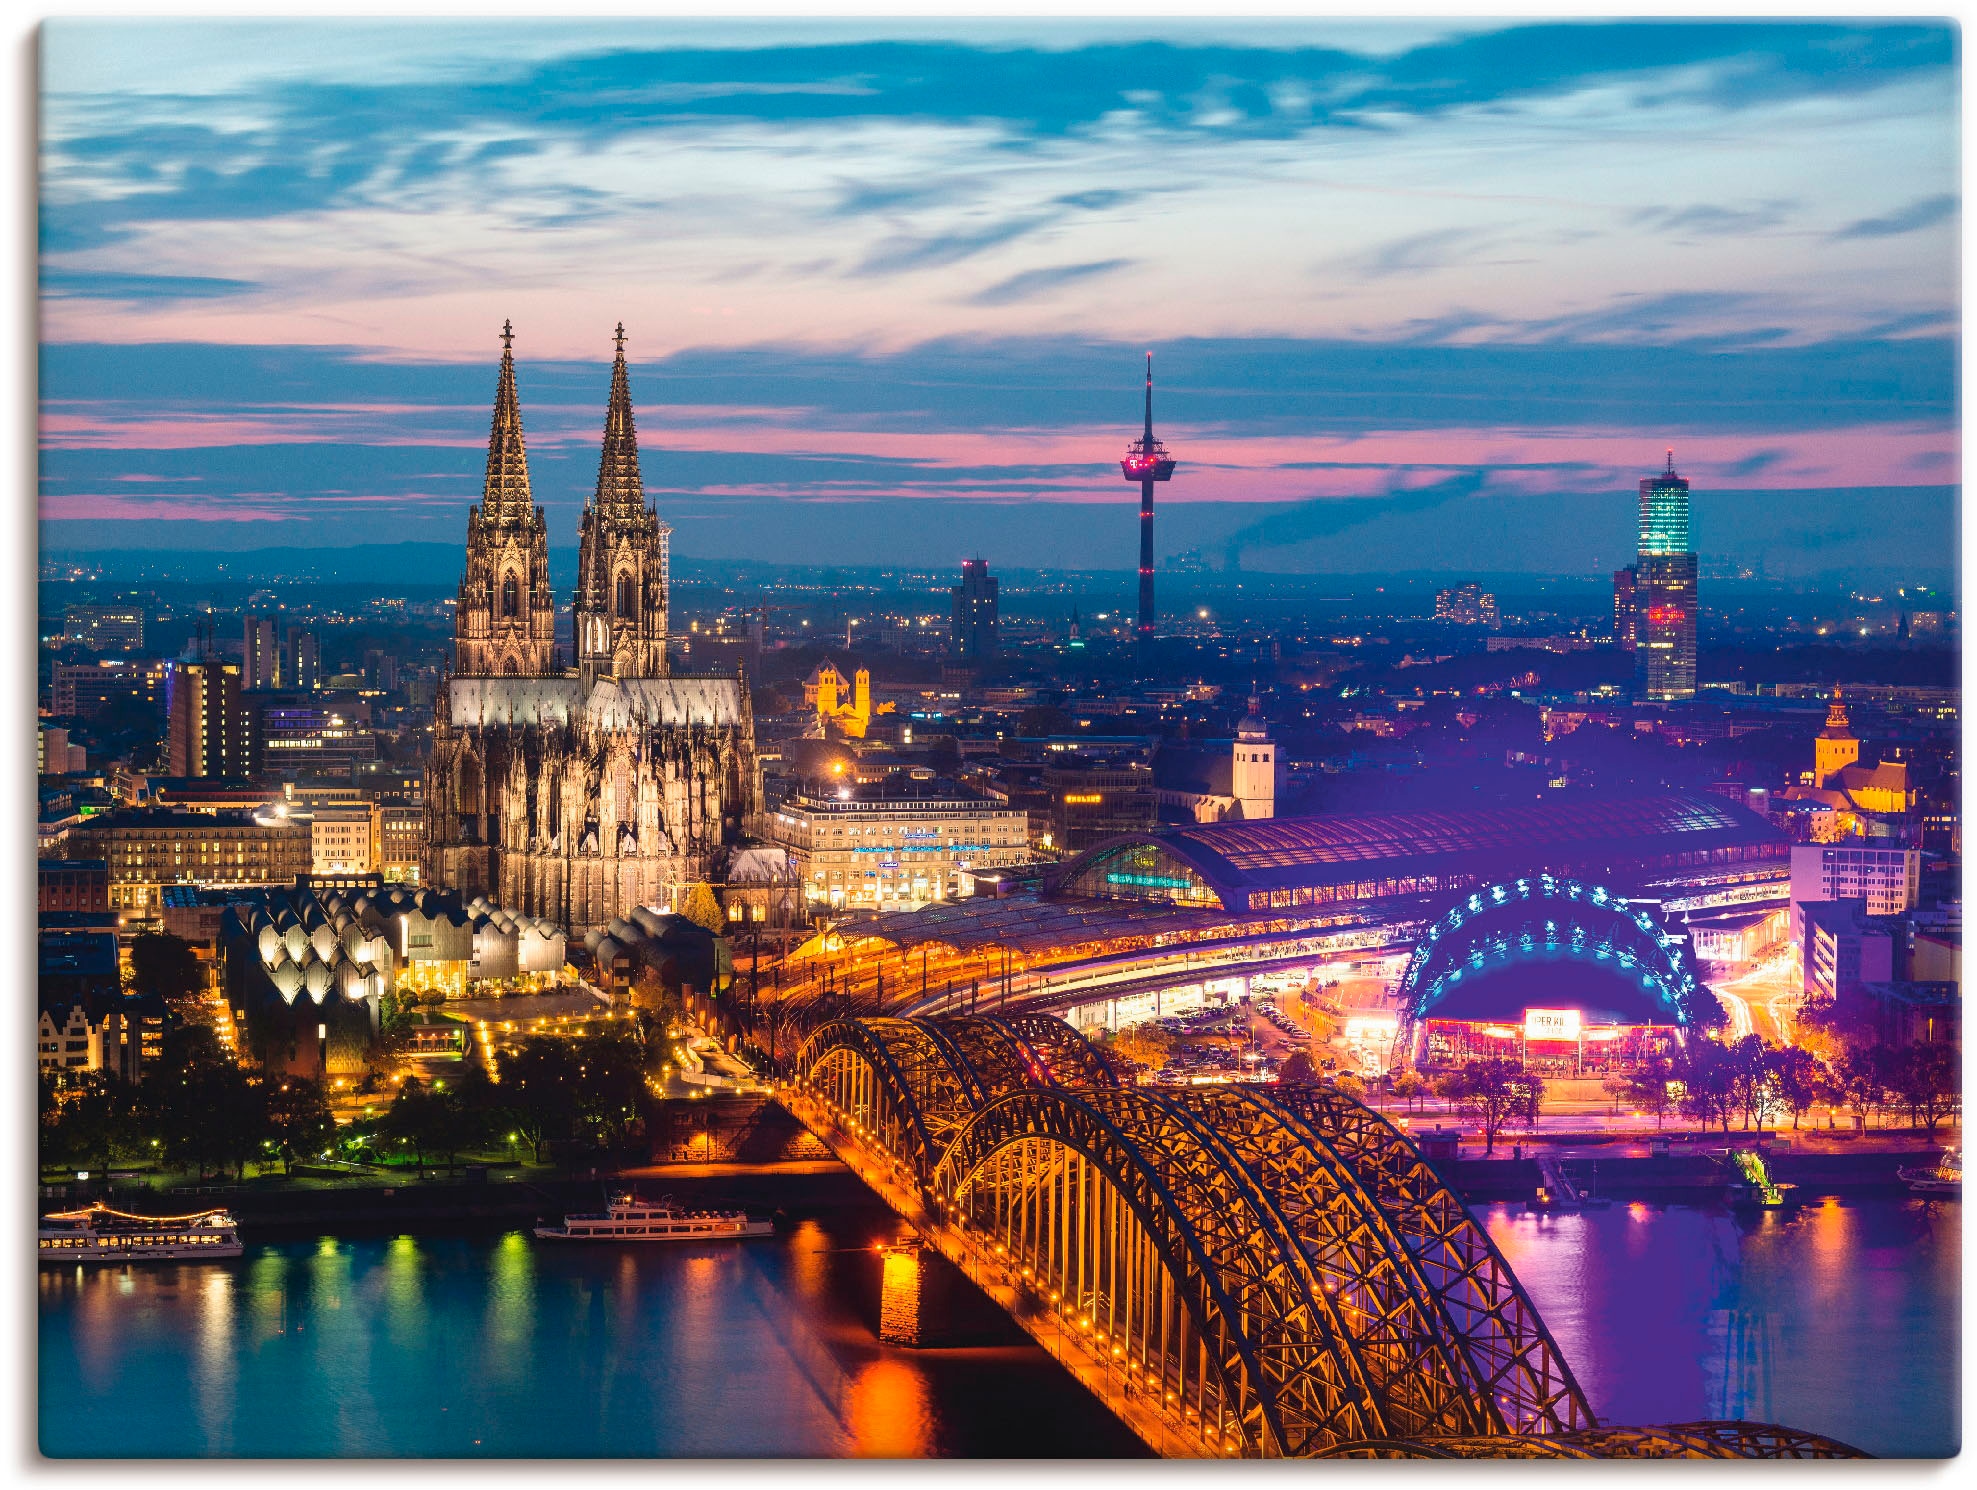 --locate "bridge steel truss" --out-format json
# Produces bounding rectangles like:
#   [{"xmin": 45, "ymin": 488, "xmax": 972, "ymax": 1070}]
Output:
[{"xmin": 786, "ymin": 1014, "xmax": 1867, "ymax": 1461}]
